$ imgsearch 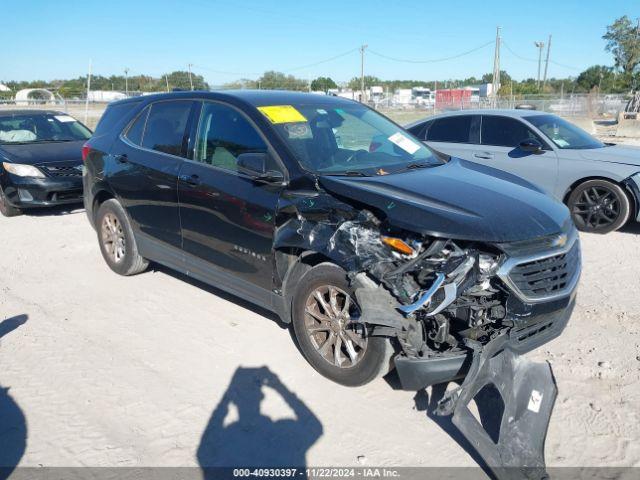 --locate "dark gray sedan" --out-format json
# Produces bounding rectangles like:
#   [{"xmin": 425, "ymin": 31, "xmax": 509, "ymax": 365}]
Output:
[
  {"xmin": 407, "ymin": 110, "xmax": 640, "ymax": 233},
  {"xmin": 0, "ymin": 110, "xmax": 91, "ymax": 217}
]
